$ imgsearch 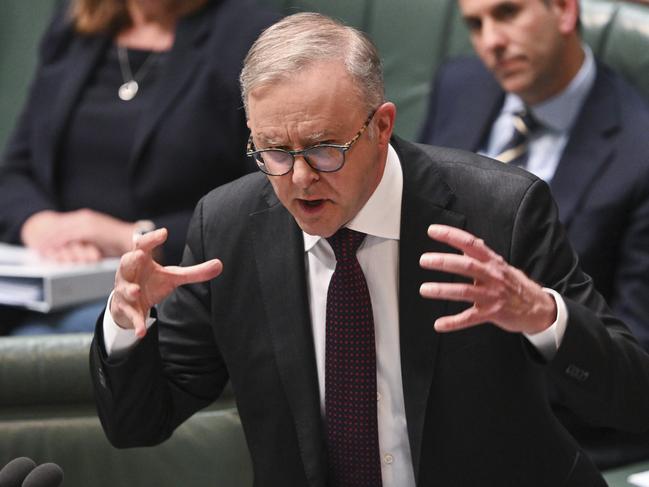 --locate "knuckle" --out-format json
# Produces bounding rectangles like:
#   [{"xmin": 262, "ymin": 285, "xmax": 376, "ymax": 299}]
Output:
[
  {"xmin": 467, "ymin": 237, "xmax": 483, "ymax": 248},
  {"xmin": 133, "ymin": 249, "xmax": 147, "ymax": 262},
  {"xmin": 119, "ymin": 252, "xmax": 133, "ymax": 268},
  {"xmin": 460, "ymin": 285, "xmax": 473, "ymax": 299},
  {"xmin": 464, "ymin": 259, "xmax": 477, "ymax": 273}
]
